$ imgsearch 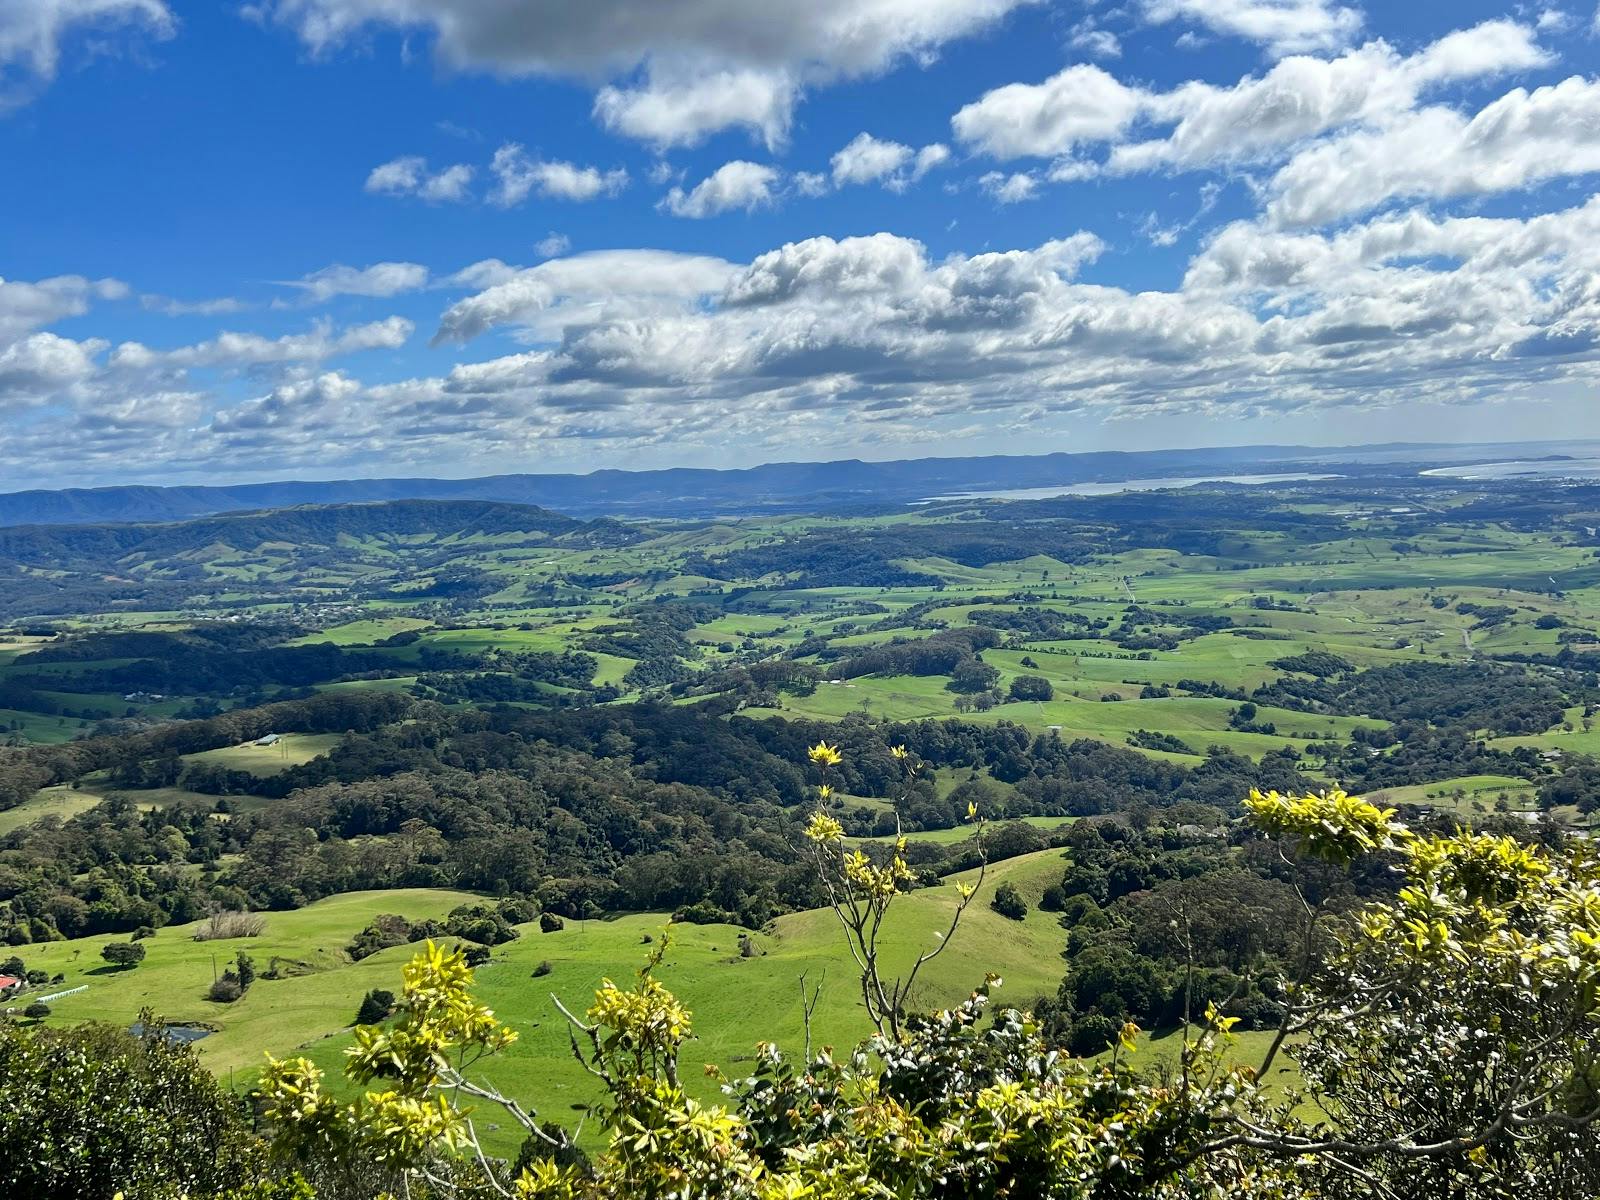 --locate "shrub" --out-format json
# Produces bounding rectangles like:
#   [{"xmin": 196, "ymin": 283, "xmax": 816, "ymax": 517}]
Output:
[
  {"xmin": 23, "ymin": 1001, "xmax": 50, "ymax": 1020},
  {"xmin": 207, "ymin": 975, "xmax": 243, "ymax": 1004},
  {"xmin": 531, "ymin": 960, "xmax": 552, "ymax": 978},
  {"xmin": 355, "ymin": 989, "xmax": 395, "ymax": 1026},
  {"xmin": 497, "ymin": 898, "xmax": 538, "ymax": 924},
  {"xmin": 193, "ymin": 911, "xmax": 265, "ymax": 942},
  {"xmin": 131, "ymin": 926, "xmax": 156, "ymax": 941},
  {"xmin": 463, "ymin": 945, "xmax": 491, "ymax": 967},
  {"xmin": 100, "ymin": 942, "xmax": 146, "ymax": 969},
  {"xmin": 445, "ymin": 904, "xmax": 519, "ymax": 946},
  {"xmin": 346, "ymin": 913, "xmax": 415, "ymax": 961},
  {"xmin": 990, "ymin": 881, "xmax": 1028, "ymax": 921},
  {"xmin": 538, "ymin": 912, "xmax": 565, "ymax": 933},
  {"xmin": 0, "ymin": 1016, "xmax": 263, "ymax": 1197}
]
